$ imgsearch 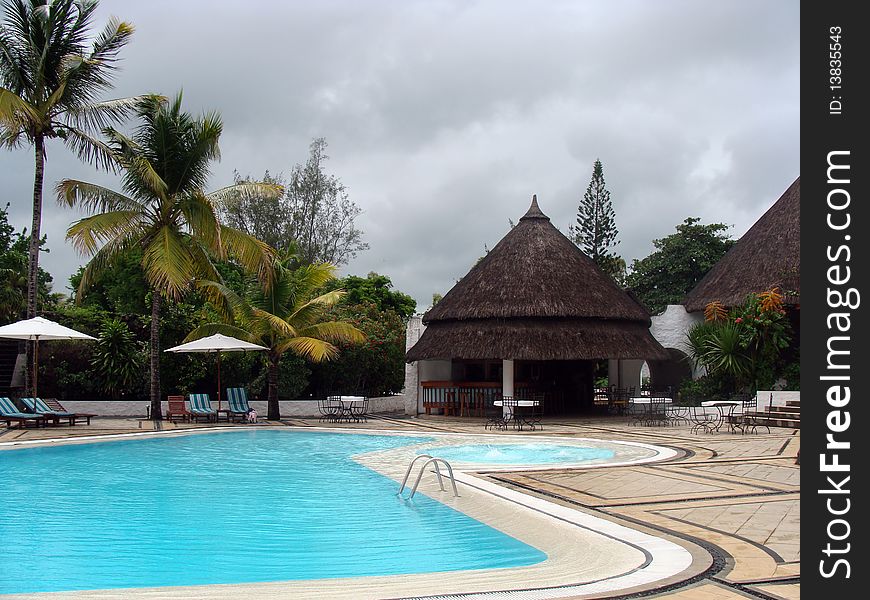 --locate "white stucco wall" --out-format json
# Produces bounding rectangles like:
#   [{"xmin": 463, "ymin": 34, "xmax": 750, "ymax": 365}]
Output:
[
  {"xmin": 403, "ymin": 315, "xmax": 424, "ymax": 415},
  {"xmin": 649, "ymin": 305, "xmax": 705, "ymax": 378},
  {"xmin": 58, "ymin": 396, "xmax": 405, "ymax": 418}
]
